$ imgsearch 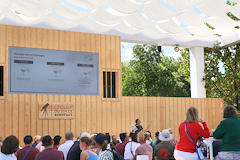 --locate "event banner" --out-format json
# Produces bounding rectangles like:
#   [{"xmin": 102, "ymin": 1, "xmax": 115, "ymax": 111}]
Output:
[
  {"xmin": 38, "ymin": 103, "xmax": 74, "ymax": 119},
  {"xmin": 9, "ymin": 47, "xmax": 99, "ymax": 95}
]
